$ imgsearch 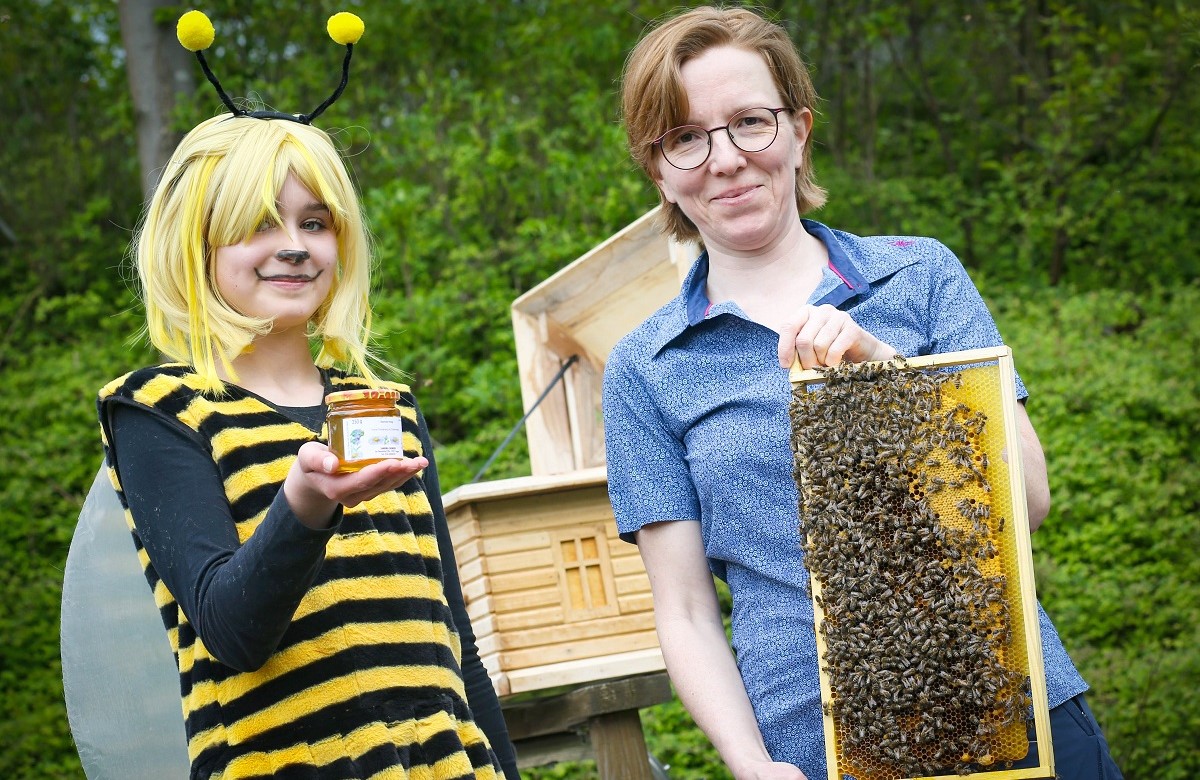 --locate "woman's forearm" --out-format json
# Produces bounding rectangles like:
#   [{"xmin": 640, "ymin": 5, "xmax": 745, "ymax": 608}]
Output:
[
  {"xmin": 1016, "ymin": 402, "xmax": 1051, "ymax": 532},
  {"xmin": 657, "ymin": 611, "xmax": 777, "ymax": 775}
]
